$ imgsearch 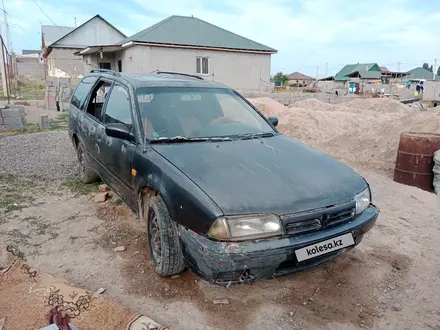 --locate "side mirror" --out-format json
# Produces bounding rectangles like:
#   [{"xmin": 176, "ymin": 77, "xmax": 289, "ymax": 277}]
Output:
[
  {"xmin": 268, "ymin": 116, "xmax": 279, "ymax": 127},
  {"xmin": 105, "ymin": 123, "xmax": 135, "ymax": 142}
]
